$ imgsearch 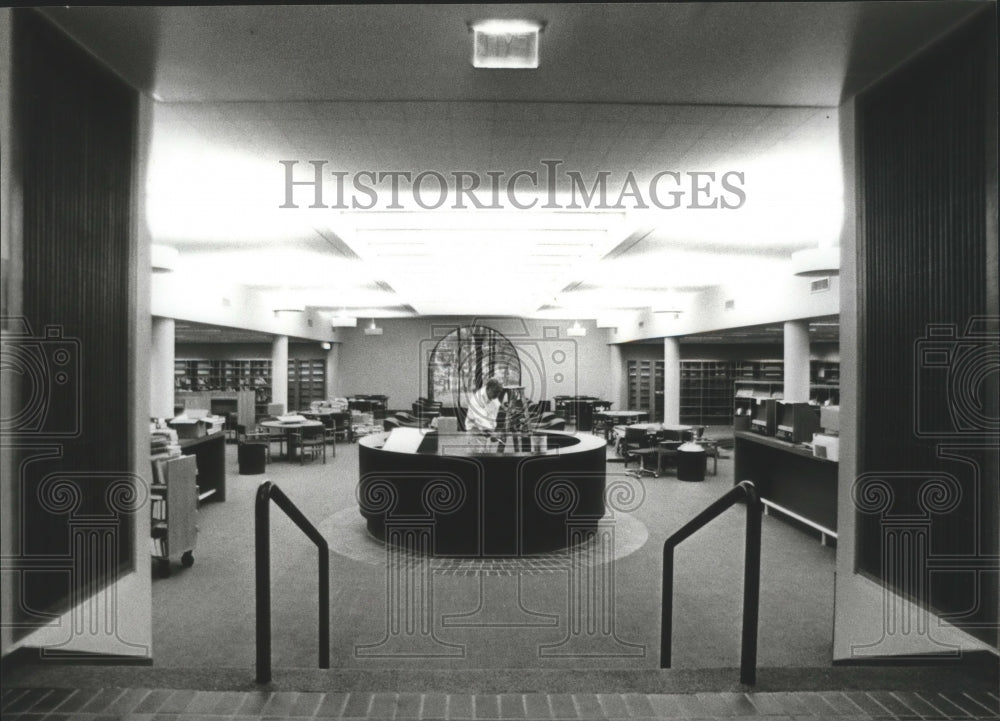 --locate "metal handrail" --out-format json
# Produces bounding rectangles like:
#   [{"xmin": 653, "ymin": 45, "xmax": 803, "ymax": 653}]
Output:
[
  {"xmin": 255, "ymin": 481, "xmax": 330, "ymax": 684},
  {"xmin": 661, "ymin": 480, "xmax": 762, "ymax": 685}
]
